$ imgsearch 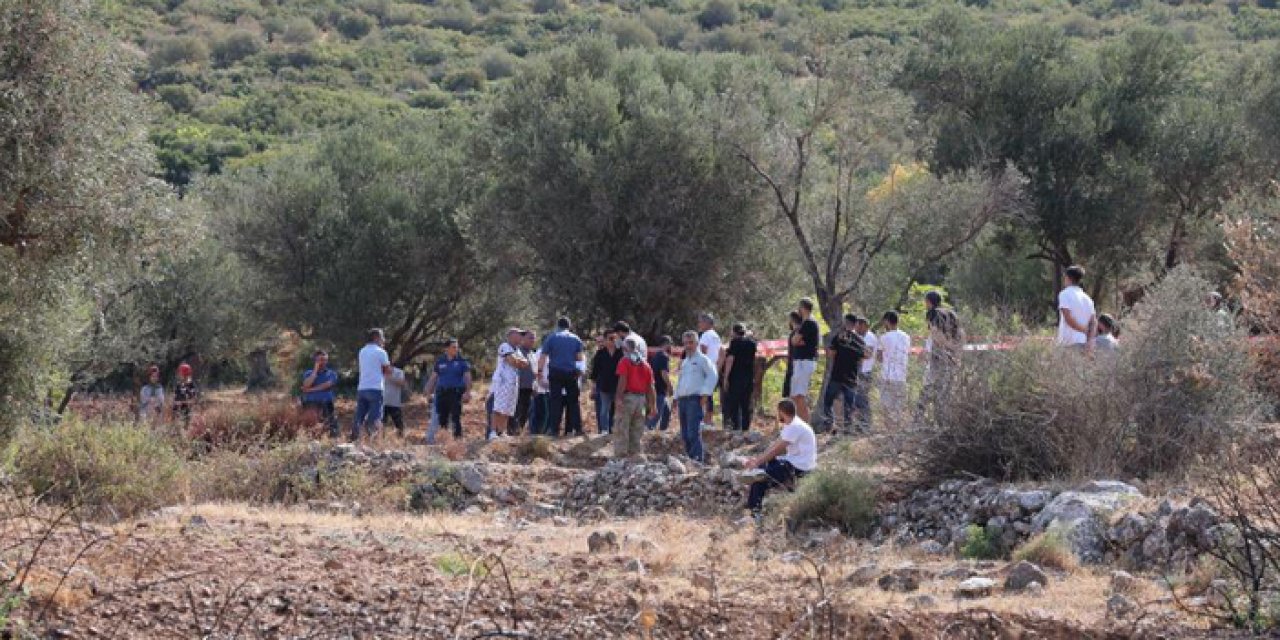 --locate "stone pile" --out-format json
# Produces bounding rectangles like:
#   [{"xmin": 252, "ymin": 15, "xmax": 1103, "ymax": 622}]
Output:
[
  {"xmin": 562, "ymin": 457, "xmax": 743, "ymax": 516},
  {"xmin": 879, "ymin": 478, "xmax": 1224, "ymax": 570}
]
